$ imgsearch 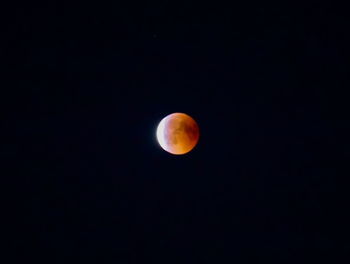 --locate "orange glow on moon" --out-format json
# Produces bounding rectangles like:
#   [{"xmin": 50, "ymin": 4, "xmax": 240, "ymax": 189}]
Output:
[{"xmin": 156, "ymin": 113, "xmax": 199, "ymax": 155}]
